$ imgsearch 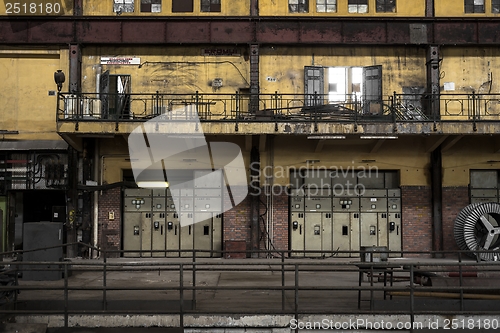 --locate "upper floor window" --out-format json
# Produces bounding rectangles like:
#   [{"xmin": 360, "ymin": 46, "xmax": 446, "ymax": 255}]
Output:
[
  {"xmin": 464, "ymin": 0, "xmax": 485, "ymax": 13},
  {"xmin": 289, "ymin": 0, "xmax": 309, "ymax": 13},
  {"xmin": 348, "ymin": 0, "xmax": 368, "ymax": 13},
  {"xmin": 317, "ymin": 0, "xmax": 336, "ymax": 12},
  {"xmin": 493, "ymin": 0, "xmax": 500, "ymax": 13},
  {"xmin": 141, "ymin": 0, "xmax": 161, "ymax": 12},
  {"xmin": 201, "ymin": 0, "xmax": 221, "ymax": 12},
  {"xmin": 376, "ymin": 0, "xmax": 395, "ymax": 12},
  {"xmin": 172, "ymin": 0, "xmax": 193, "ymax": 12},
  {"xmin": 114, "ymin": 0, "xmax": 134, "ymax": 13}
]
